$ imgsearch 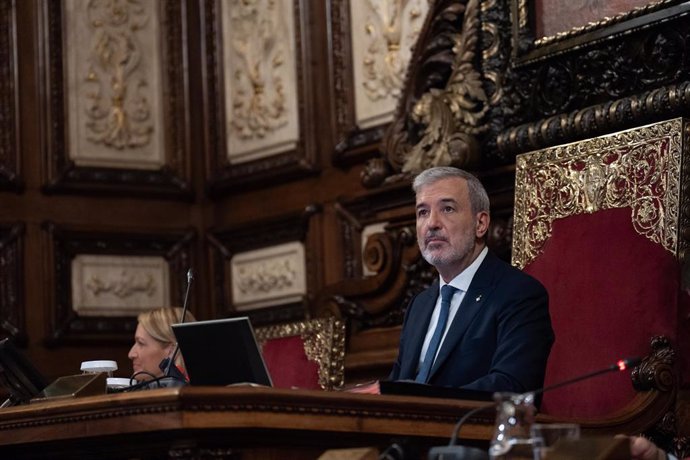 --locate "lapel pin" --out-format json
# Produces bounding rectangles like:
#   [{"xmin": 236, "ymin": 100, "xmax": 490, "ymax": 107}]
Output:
[{"xmin": 475, "ymin": 294, "xmax": 482, "ymax": 302}]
